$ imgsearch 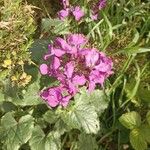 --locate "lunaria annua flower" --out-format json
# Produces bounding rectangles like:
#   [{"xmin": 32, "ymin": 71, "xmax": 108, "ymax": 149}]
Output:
[
  {"xmin": 91, "ymin": 0, "xmax": 107, "ymax": 20},
  {"xmin": 58, "ymin": 0, "xmax": 84, "ymax": 21},
  {"xmin": 40, "ymin": 34, "xmax": 113, "ymax": 108}
]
